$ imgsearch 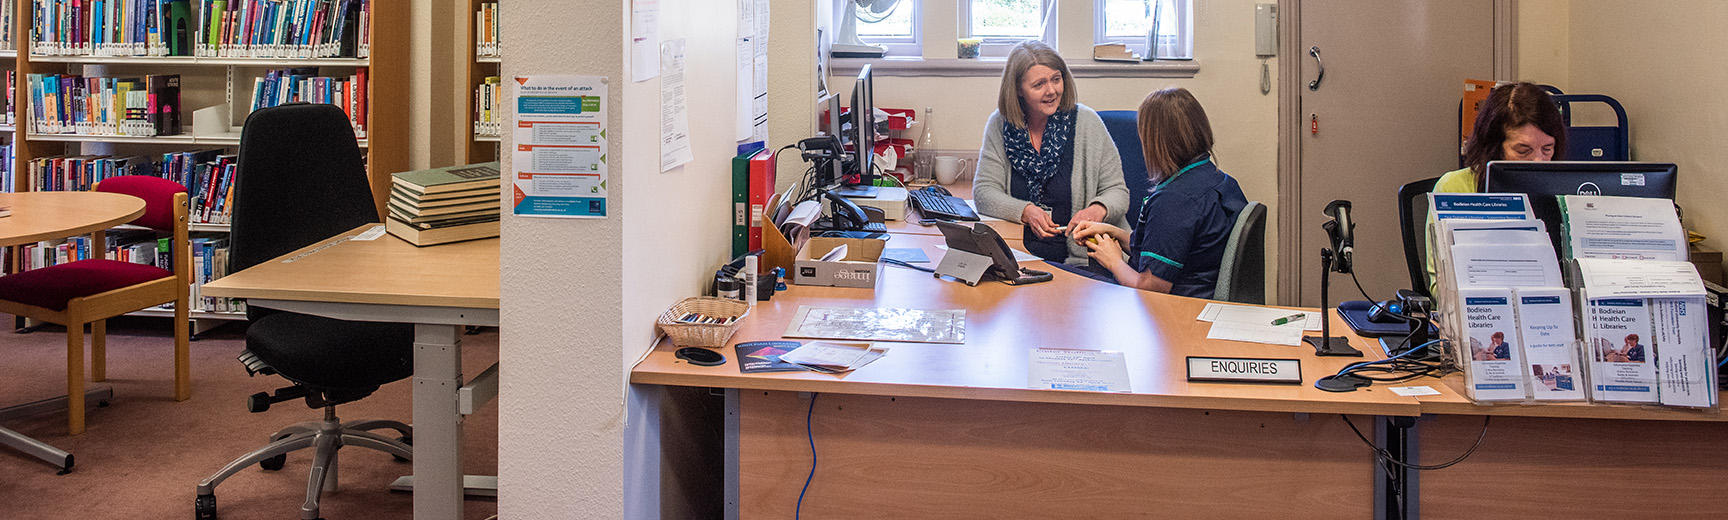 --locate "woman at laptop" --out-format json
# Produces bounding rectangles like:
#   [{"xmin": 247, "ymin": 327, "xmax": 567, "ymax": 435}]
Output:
[
  {"xmin": 973, "ymin": 41, "xmax": 1130, "ymax": 265},
  {"xmin": 1069, "ymin": 88, "xmax": 1247, "ymax": 298},
  {"xmin": 1425, "ymin": 82, "xmax": 1569, "ymax": 292}
]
